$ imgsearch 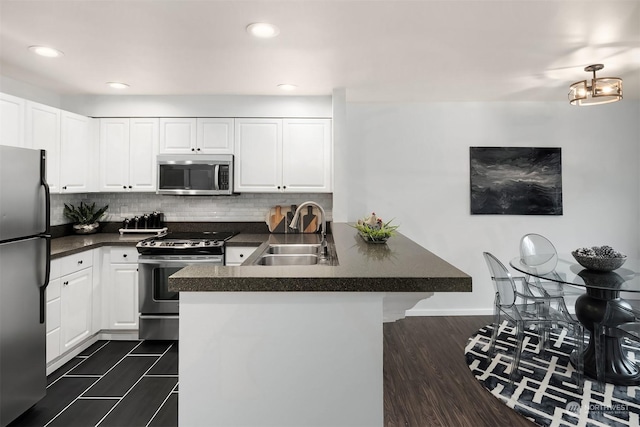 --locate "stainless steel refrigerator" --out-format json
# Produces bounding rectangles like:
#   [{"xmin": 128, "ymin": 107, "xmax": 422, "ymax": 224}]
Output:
[{"xmin": 0, "ymin": 145, "xmax": 51, "ymax": 427}]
